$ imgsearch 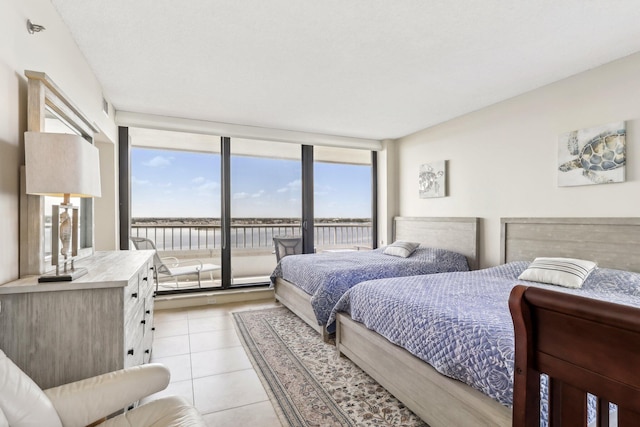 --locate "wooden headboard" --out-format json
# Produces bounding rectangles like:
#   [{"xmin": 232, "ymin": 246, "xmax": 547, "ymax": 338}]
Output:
[
  {"xmin": 393, "ymin": 217, "xmax": 480, "ymax": 270},
  {"xmin": 501, "ymin": 217, "xmax": 640, "ymax": 273}
]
